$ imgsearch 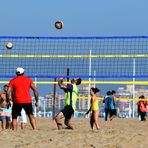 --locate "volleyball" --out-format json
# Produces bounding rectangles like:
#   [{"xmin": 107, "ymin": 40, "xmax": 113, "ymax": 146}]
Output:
[
  {"xmin": 6, "ymin": 42, "xmax": 13, "ymax": 49},
  {"xmin": 55, "ymin": 21, "xmax": 64, "ymax": 29}
]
